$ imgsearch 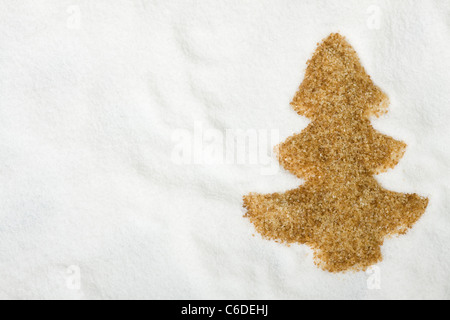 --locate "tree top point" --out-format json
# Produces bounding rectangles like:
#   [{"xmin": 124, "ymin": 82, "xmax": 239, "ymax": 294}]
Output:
[{"xmin": 291, "ymin": 33, "xmax": 389, "ymax": 120}]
